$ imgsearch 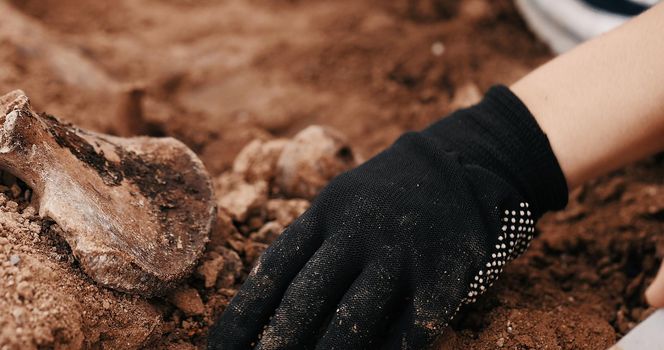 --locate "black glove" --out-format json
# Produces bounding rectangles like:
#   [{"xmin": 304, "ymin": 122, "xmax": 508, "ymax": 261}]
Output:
[{"xmin": 208, "ymin": 86, "xmax": 568, "ymax": 349}]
